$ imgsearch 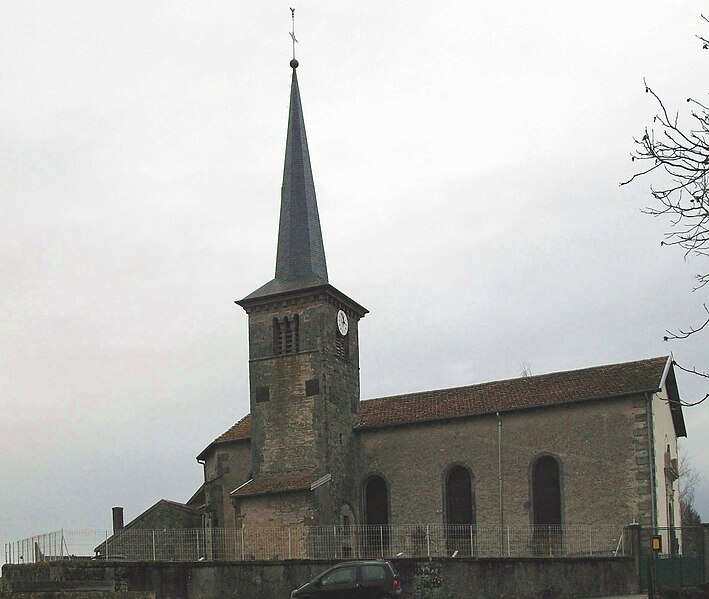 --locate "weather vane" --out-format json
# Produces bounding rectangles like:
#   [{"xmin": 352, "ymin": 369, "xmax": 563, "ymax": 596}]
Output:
[{"xmin": 289, "ymin": 8, "xmax": 298, "ymax": 64}]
